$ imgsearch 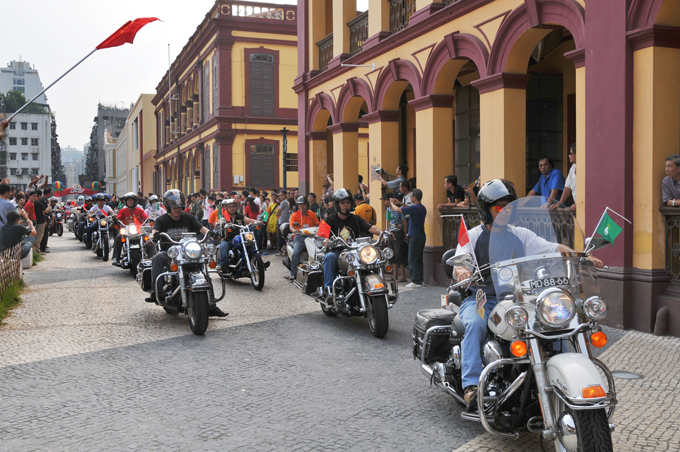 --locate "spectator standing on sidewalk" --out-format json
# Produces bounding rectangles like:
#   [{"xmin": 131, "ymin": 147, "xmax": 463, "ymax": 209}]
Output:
[
  {"xmin": 33, "ymin": 189, "xmax": 48, "ymax": 253},
  {"xmin": 383, "ymin": 193, "xmax": 407, "ymax": 282},
  {"xmin": 391, "ymin": 188, "xmax": 427, "ymax": 288},
  {"xmin": 38, "ymin": 187, "xmax": 53, "ymax": 253},
  {"xmin": 0, "ymin": 183, "xmax": 17, "ymax": 228},
  {"xmin": 276, "ymin": 191, "xmax": 290, "ymax": 252}
]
